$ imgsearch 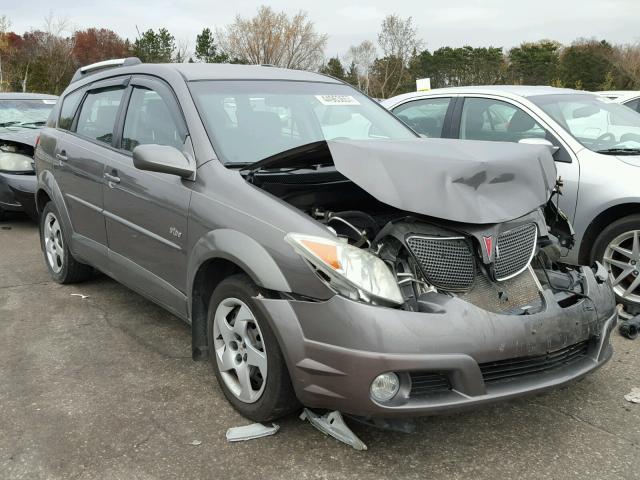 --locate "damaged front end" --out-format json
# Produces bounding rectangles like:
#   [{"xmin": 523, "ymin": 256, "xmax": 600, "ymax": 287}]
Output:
[{"xmin": 245, "ymin": 138, "xmax": 617, "ymax": 416}]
